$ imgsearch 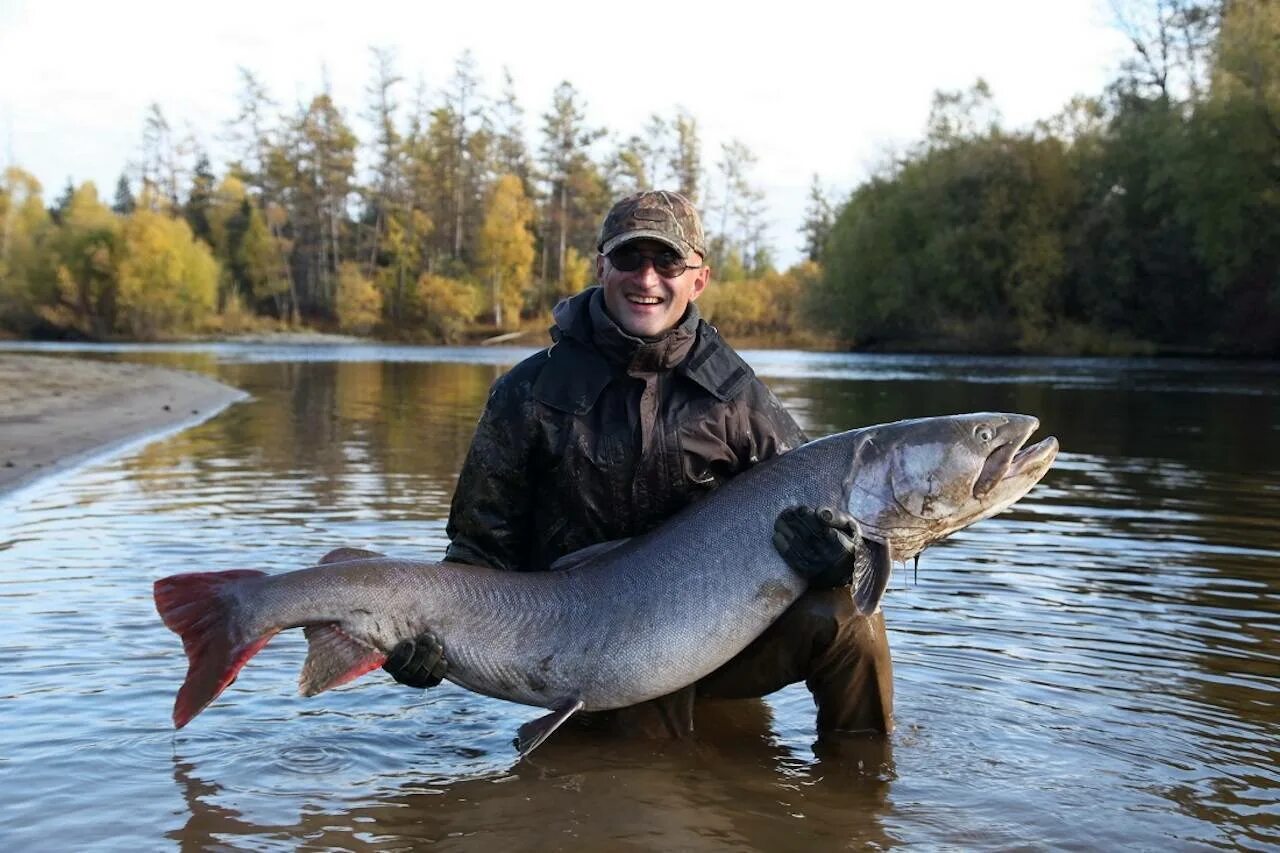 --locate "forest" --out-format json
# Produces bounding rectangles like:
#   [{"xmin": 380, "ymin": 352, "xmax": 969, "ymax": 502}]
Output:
[{"xmin": 0, "ymin": 0, "xmax": 1275, "ymax": 355}]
